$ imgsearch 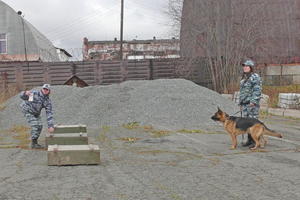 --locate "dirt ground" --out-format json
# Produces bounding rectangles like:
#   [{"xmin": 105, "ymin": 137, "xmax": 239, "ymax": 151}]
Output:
[{"xmin": 0, "ymin": 115, "xmax": 299, "ymax": 200}]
